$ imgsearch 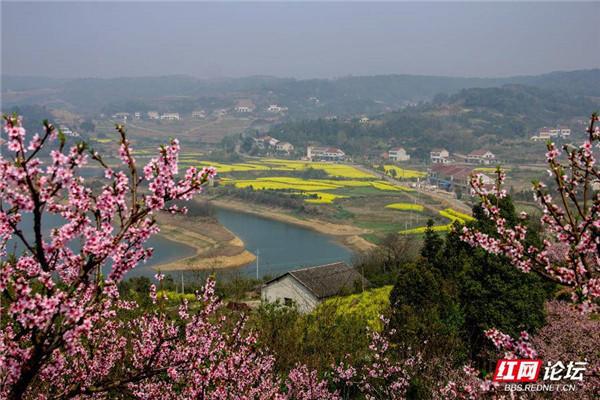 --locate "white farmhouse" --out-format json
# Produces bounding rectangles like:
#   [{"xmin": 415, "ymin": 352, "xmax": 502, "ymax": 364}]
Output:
[
  {"xmin": 112, "ymin": 112, "xmax": 130, "ymax": 122},
  {"xmin": 59, "ymin": 126, "xmax": 79, "ymax": 137},
  {"xmin": 160, "ymin": 113, "xmax": 180, "ymax": 121},
  {"xmin": 531, "ymin": 126, "xmax": 571, "ymax": 141},
  {"xmin": 388, "ymin": 147, "xmax": 410, "ymax": 162},
  {"xmin": 192, "ymin": 110, "xmax": 206, "ymax": 119},
  {"xmin": 234, "ymin": 99, "xmax": 255, "ymax": 113},
  {"xmin": 430, "ymin": 148, "xmax": 450, "ymax": 164},
  {"xmin": 276, "ymin": 141, "xmax": 294, "ymax": 154},
  {"xmin": 253, "ymin": 135, "xmax": 280, "ymax": 149},
  {"xmin": 147, "ymin": 111, "xmax": 160, "ymax": 120},
  {"xmin": 267, "ymin": 104, "xmax": 288, "ymax": 113},
  {"xmin": 466, "ymin": 149, "xmax": 496, "ymax": 165},
  {"xmin": 261, "ymin": 262, "xmax": 368, "ymax": 313},
  {"xmin": 307, "ymin": 146, "xmax": 345, "ymax": 161},
  {"xmin": 557, "ymin": 125, "xmax": 571, "ymax": 138}
]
